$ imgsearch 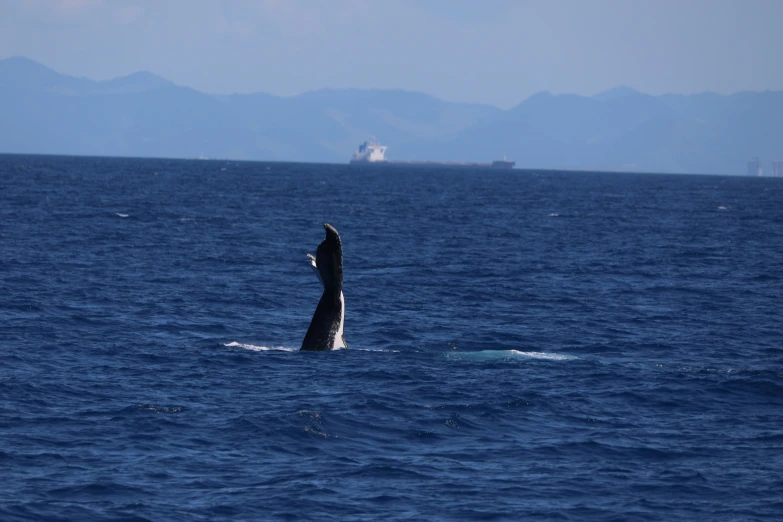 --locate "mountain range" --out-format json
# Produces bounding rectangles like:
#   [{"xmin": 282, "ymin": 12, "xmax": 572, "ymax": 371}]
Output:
[{"xmin": 1, "ymin": 56, "xmax": 781, "ymax": 174}]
